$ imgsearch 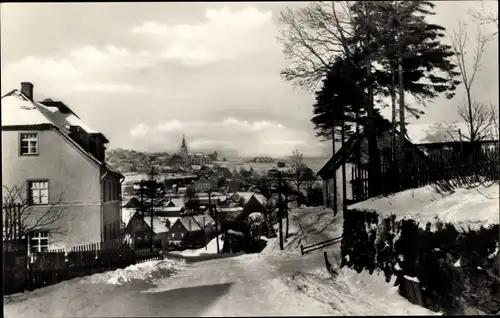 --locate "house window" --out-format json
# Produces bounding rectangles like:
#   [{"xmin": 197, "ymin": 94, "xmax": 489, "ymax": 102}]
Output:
[
  {"xmin": 28, "ymin": 180, "xmax": 49, "ymax": 205},
  {"xmin": 20, "ymin": 132, "xmax": 39, "ymax": 155},
  {"xmin": 171, "ymin": 232, "xmax": 175, "ymax": 238},
  {"xmin": 29, "ymin": 231, "xmax": 49, "ymax": 253}
]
